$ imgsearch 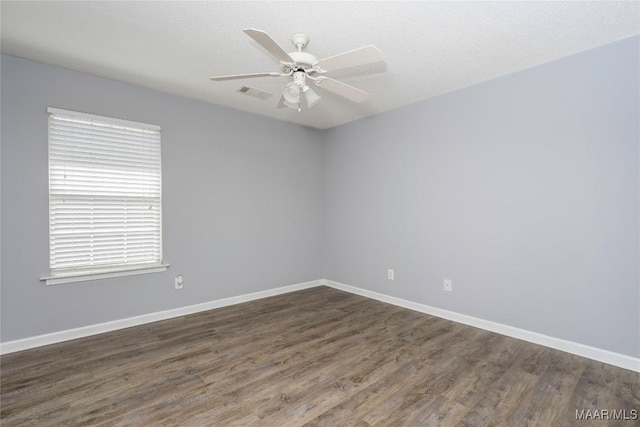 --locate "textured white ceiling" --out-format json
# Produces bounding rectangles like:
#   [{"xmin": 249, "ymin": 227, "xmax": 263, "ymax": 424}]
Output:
[{"xmin": 2, "ymin": 1, "xmax": 639, "ymax": 129}]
